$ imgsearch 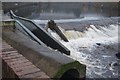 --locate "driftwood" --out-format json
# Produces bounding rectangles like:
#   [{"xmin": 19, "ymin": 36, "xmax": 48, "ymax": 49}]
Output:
[{"xmin": 46, "ymin": 20, "xmax": 69, "ymax": 42}]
